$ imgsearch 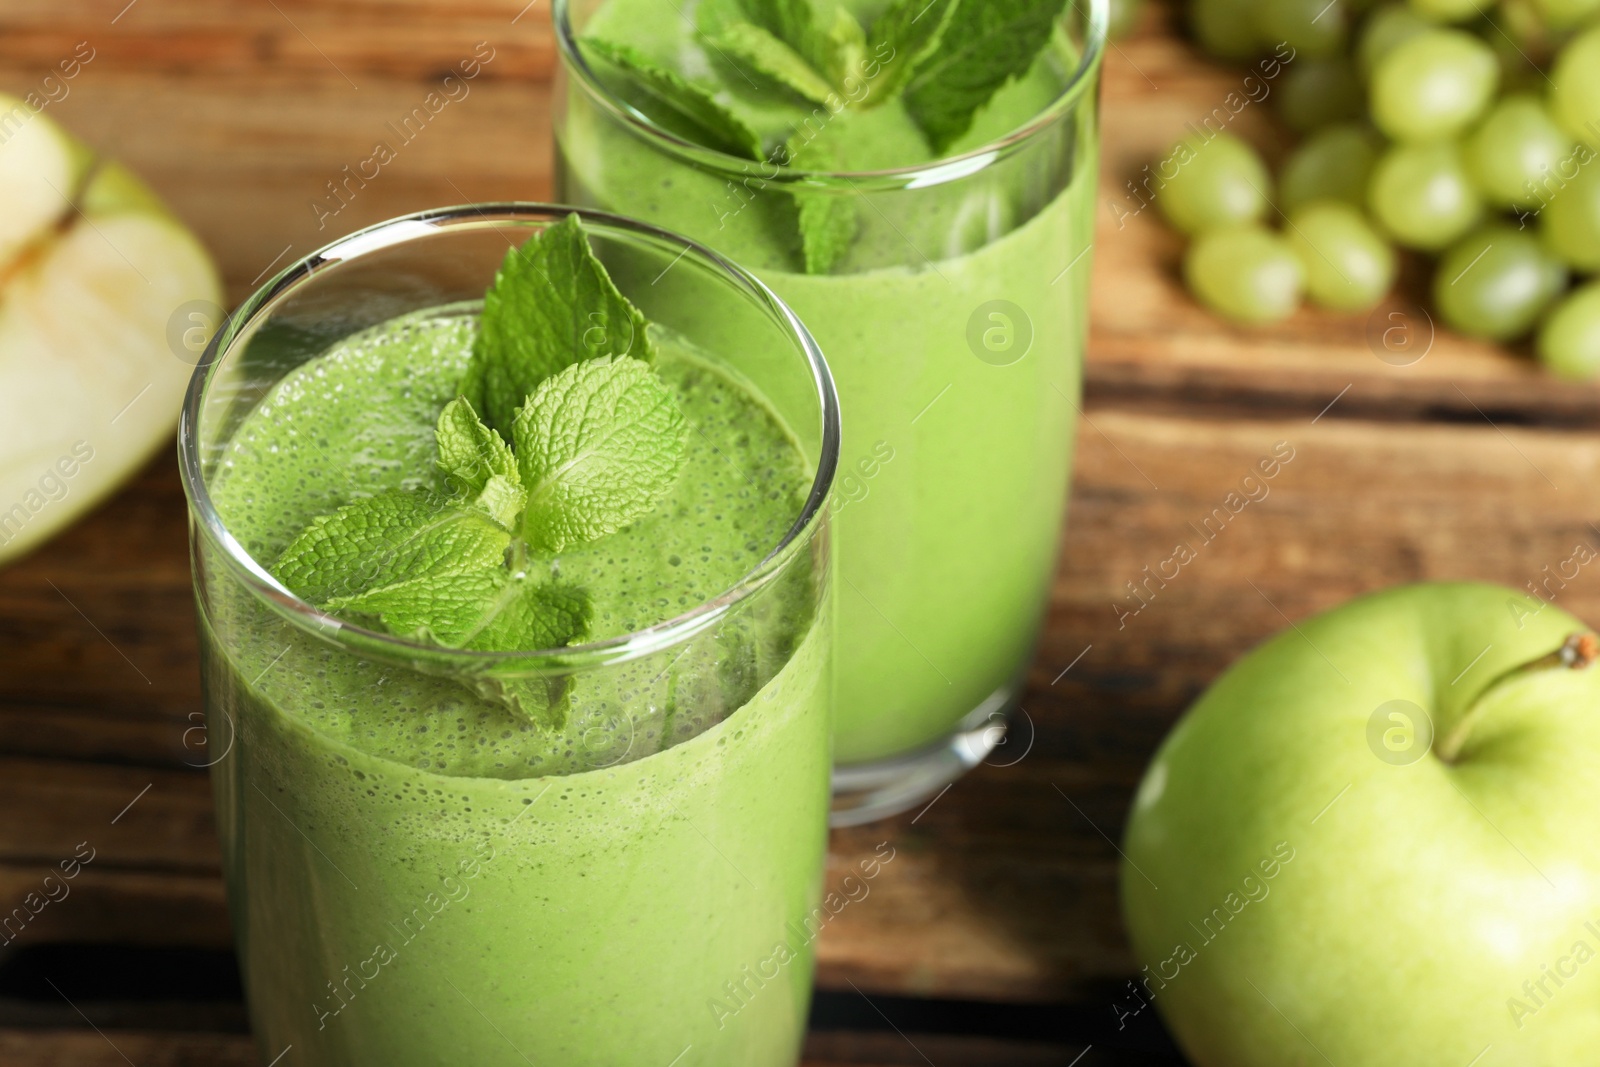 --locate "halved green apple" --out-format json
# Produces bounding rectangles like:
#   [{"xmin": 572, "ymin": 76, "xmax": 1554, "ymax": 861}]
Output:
[{"xmin": 0, "ymin": 94, "xmax": 222, "ymax": 565}]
